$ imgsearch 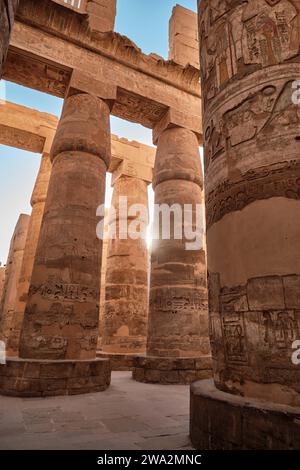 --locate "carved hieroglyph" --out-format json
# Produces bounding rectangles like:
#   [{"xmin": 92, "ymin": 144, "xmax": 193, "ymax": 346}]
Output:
[
  {"xmin": 0, "ymin": 214, "xmax": 30, "ymax": 345},
  {"xmin": 102, "ymin": 175, "xmax": 149, "ymax": 354},
  {"xmin": 6, "ymin": 153, "xmax": 52, "ymax": 356},
  {"xmin": 19, "ymin": 93, "xmax": 111, "ymax": 360},
  {"xmin": 0, "ymin": 0, "xmax": 19, "ymax": 77},
  {"xmin": 199, "ymin": 0, "xmax": 300, "ymax": 404},
  {"xmin": 147, "ymin": 127, "xmax": 210, "ymax": 358}
]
